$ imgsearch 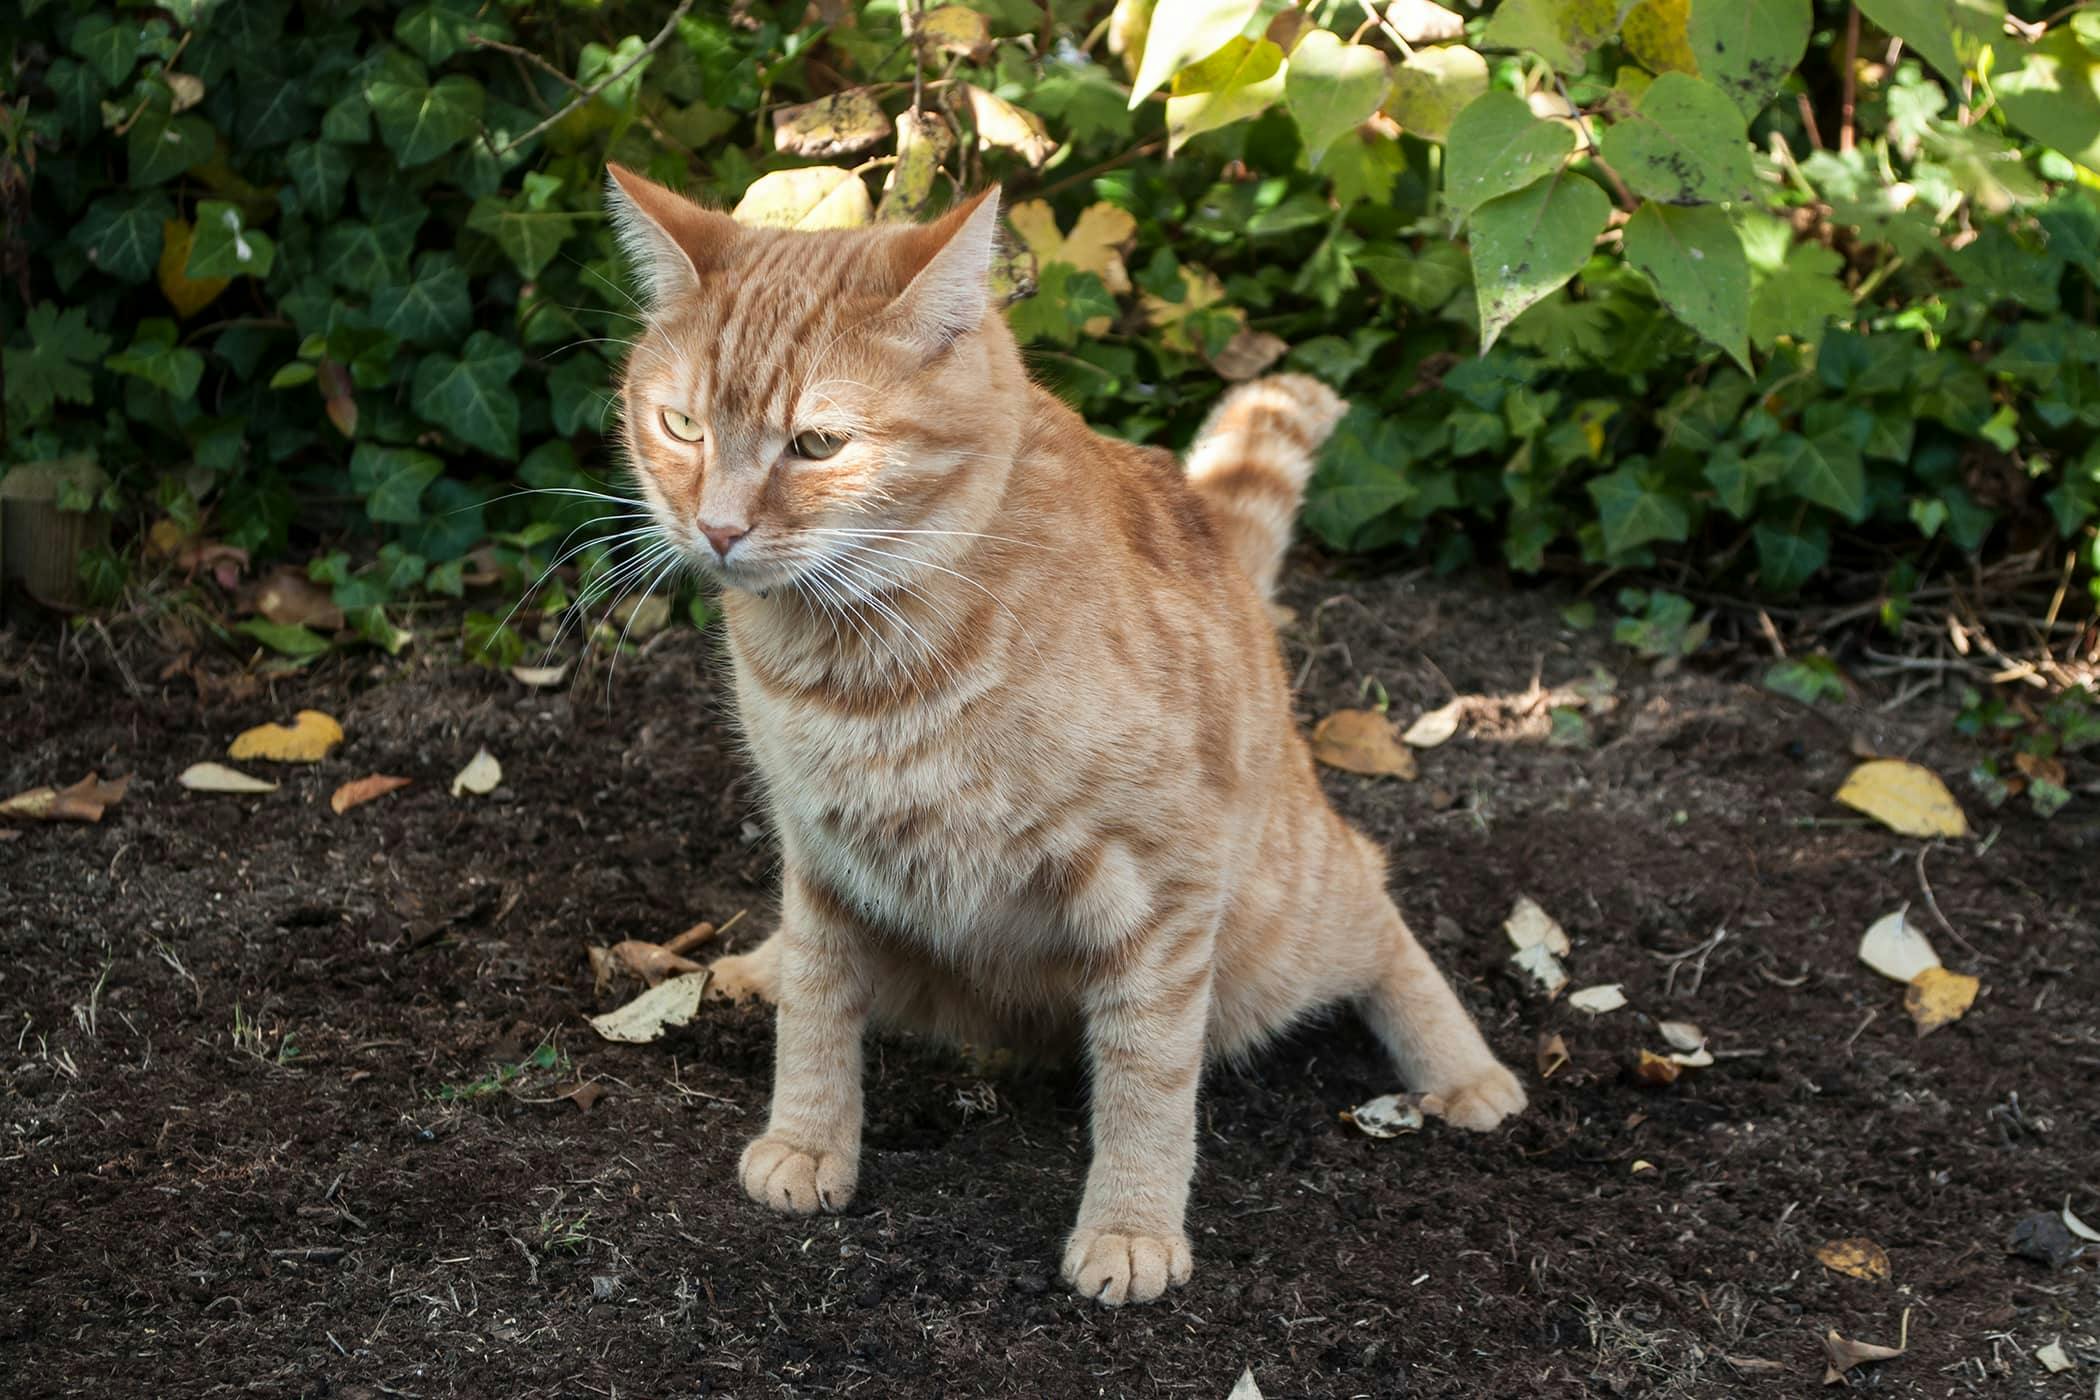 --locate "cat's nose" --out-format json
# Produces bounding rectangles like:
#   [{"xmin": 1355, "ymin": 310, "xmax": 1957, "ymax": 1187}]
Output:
[{"xmin": 699, "ymin": 520, "xmax": 749, "ymax": 559}]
